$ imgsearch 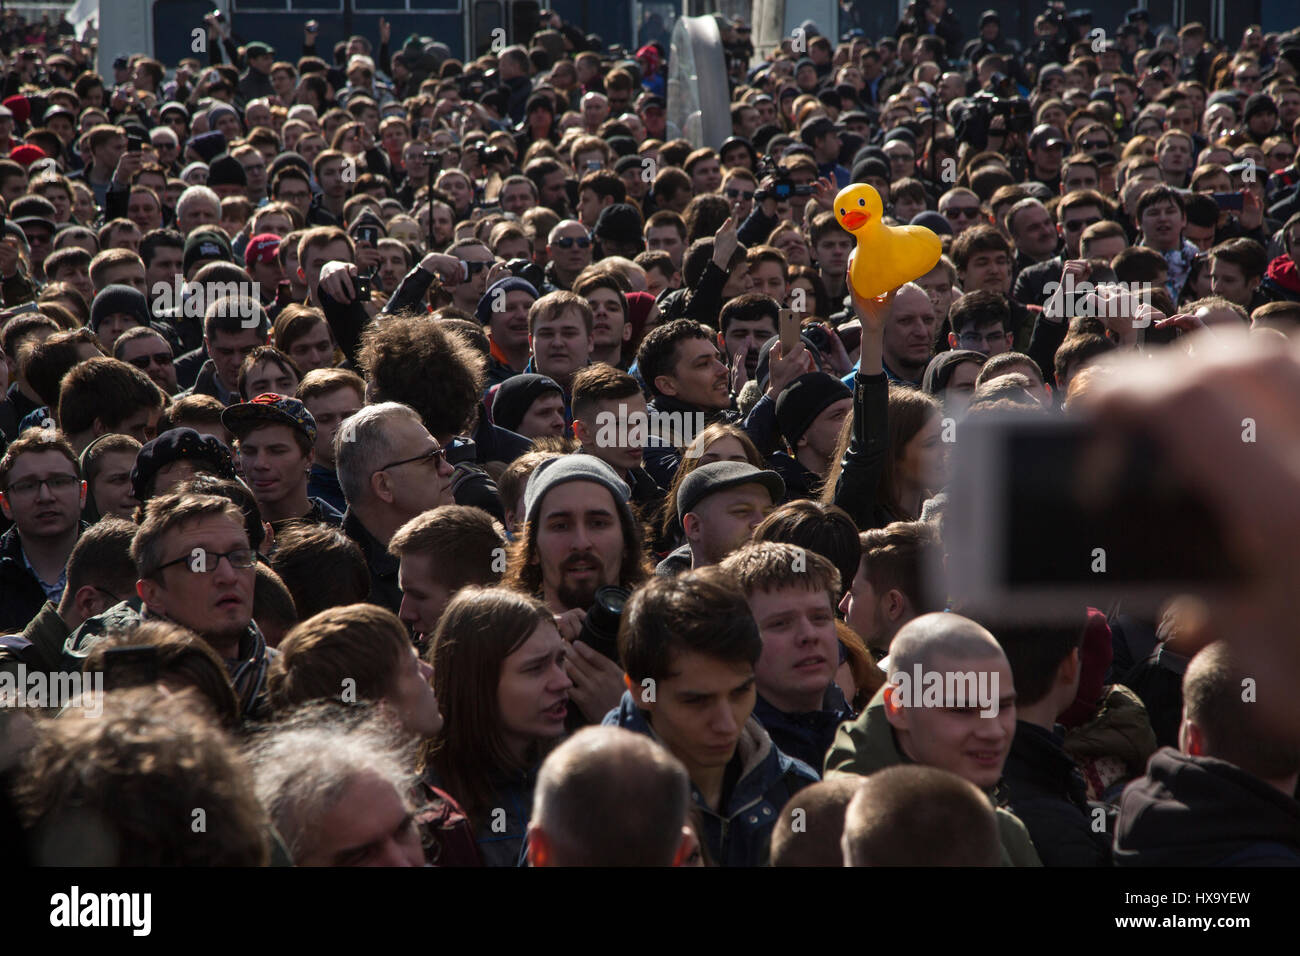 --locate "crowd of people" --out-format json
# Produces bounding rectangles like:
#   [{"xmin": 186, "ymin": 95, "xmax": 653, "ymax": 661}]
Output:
[{"xmin": 1, "ymin": 3, "xmax": 1299, "ymax": 868}]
